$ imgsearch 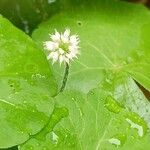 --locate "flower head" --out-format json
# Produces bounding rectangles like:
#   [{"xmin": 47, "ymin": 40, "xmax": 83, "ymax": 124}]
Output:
[{"xmin": 44, "ymin": 29, "xmax": 80, "ymax": 65}]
